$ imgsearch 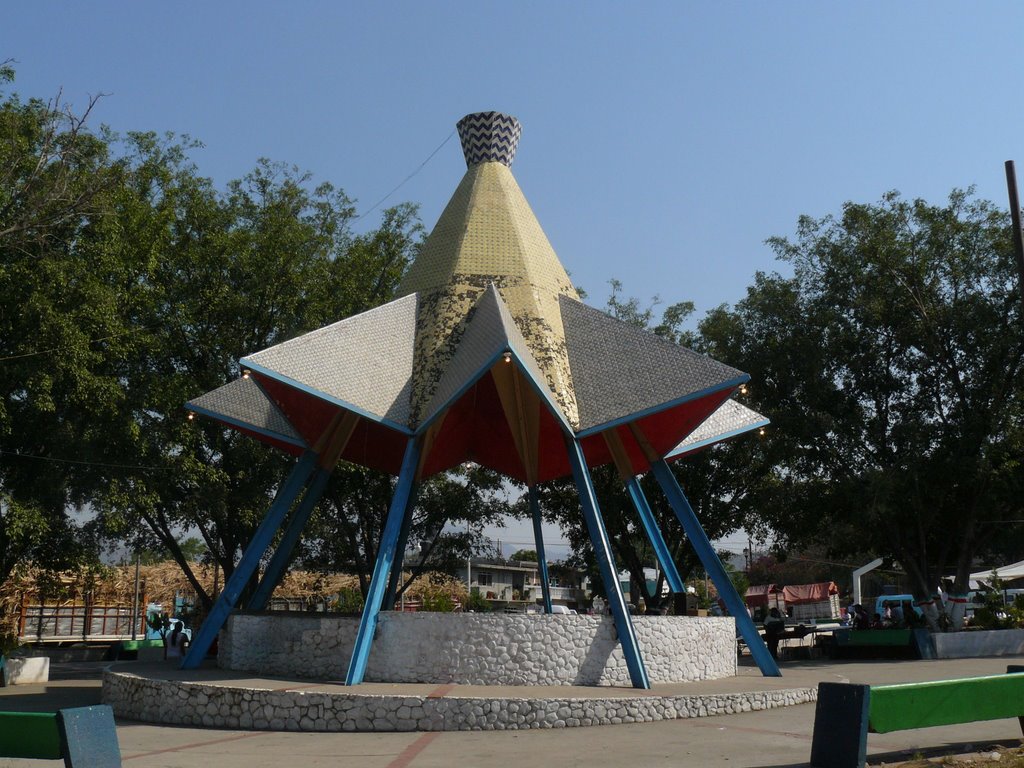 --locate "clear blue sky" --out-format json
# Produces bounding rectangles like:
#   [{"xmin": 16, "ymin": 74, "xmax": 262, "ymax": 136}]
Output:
[{"xmin": 6, "ymin": 3, "xmax": 1023, "ymax": 560}]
